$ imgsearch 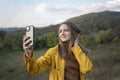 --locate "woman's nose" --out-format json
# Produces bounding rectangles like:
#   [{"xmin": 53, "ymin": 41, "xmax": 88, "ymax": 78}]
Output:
[{"xmin": 61, "ymin": 31, "xmax": 65, "ymax": 35}]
